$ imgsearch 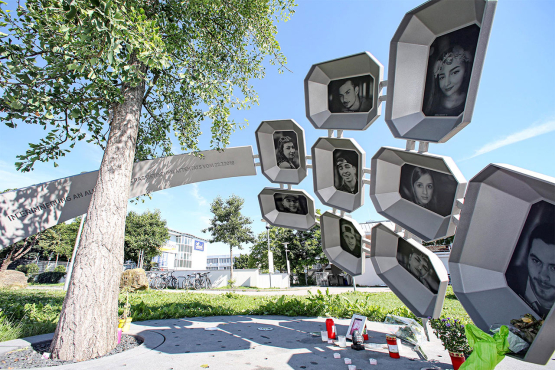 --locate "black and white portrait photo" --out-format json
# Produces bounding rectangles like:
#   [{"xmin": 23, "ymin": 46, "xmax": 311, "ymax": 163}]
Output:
[
  {"xmin": 328, "ymin": 75, "xmax": 374, "ymax": 113},
  {"xmin": 399, "ymin": 164, "xmax": 458, "ymax": 217},
  {"xmin": 273, "ymin": 131, "xmax": 299, "ymax": 169},
  {"xmin": 422, "ymin": 25, "xmax": 480, "ymax": 117},
  {"xmin": 506, "ymin": 201, "xmax": 555, "ymax": 319},
  {"xmin": 333, "ymin": 149, "xmax": 359, "ymax": 195},
  {"xmin": 396, "ymin": 238, "xmax": 440, "ymax": 294},
  {"xmin": 339, "ymin": 219, "xmax": 362, "ymax": 258},
  {"xmin": 273, "ymin": 192, "xmax": 308, "ymax": 215}
]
